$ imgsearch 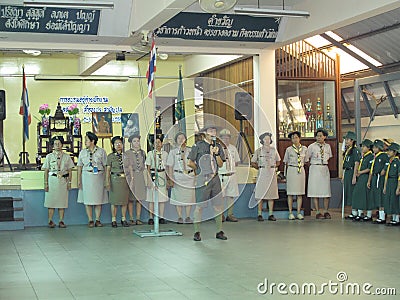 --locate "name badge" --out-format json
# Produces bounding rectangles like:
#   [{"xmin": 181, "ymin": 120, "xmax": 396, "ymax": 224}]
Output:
[{"xmin": 93, "ymin": 166, "xmax": 99, "ymax": 174}]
